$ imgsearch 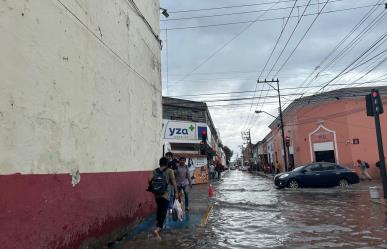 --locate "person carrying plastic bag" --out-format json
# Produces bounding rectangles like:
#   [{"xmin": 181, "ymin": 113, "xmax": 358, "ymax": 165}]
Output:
[
  {"xmin": 147, "ymin": 157, "xmax": 178, "ymax": 240},
  {"xmin": 172, "ymin": 199, "xmax": 184, "ymax": 221}
]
